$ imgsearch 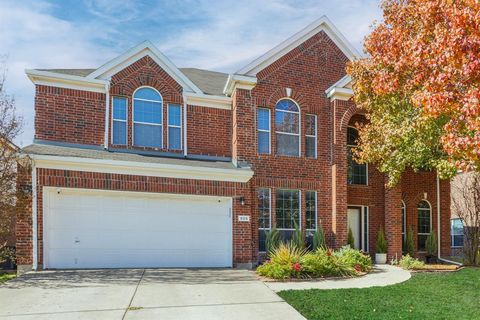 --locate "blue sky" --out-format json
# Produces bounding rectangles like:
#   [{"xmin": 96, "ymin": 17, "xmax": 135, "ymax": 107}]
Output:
[{"xmin": 0, "ymin": 0, "xmax": 382, "ymax": 146}]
